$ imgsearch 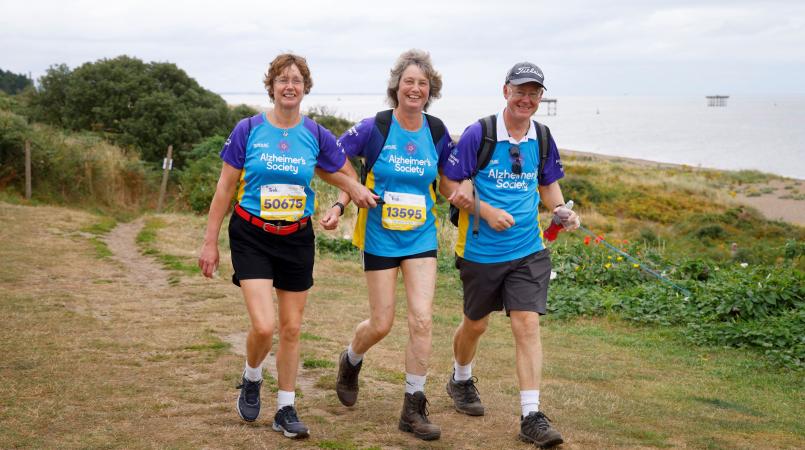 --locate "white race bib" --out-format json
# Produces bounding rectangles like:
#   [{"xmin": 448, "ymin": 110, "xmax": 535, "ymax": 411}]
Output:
[
  {"xmin": 260, "ymin": 184, "xmax": 307, "ymax": 221},
  {"xmin": 381, "ymin": 191, "xmax": 427, "ymax": 231}
]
